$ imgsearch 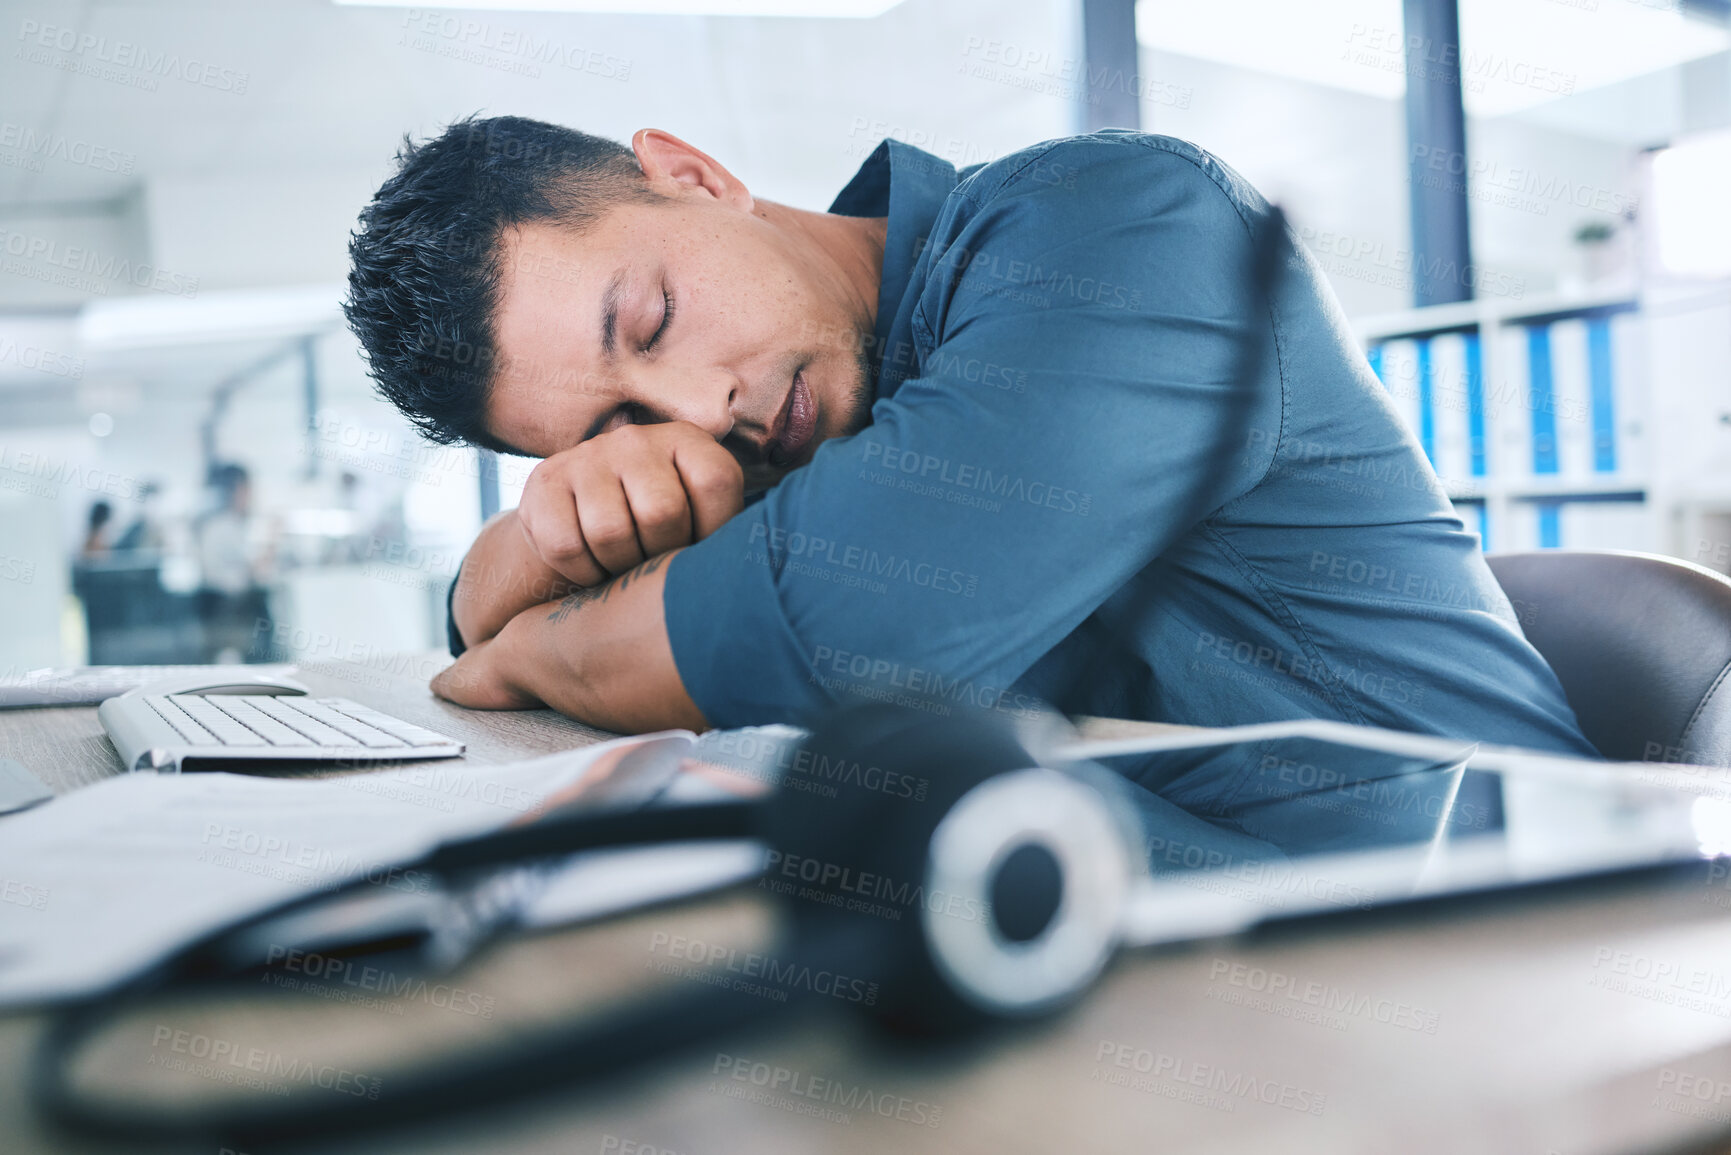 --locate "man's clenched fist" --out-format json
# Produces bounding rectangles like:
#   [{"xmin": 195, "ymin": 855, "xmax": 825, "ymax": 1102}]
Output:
[{"xmin": 517, "ymin": 420, "xmax": 745, "ymax": 587}]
